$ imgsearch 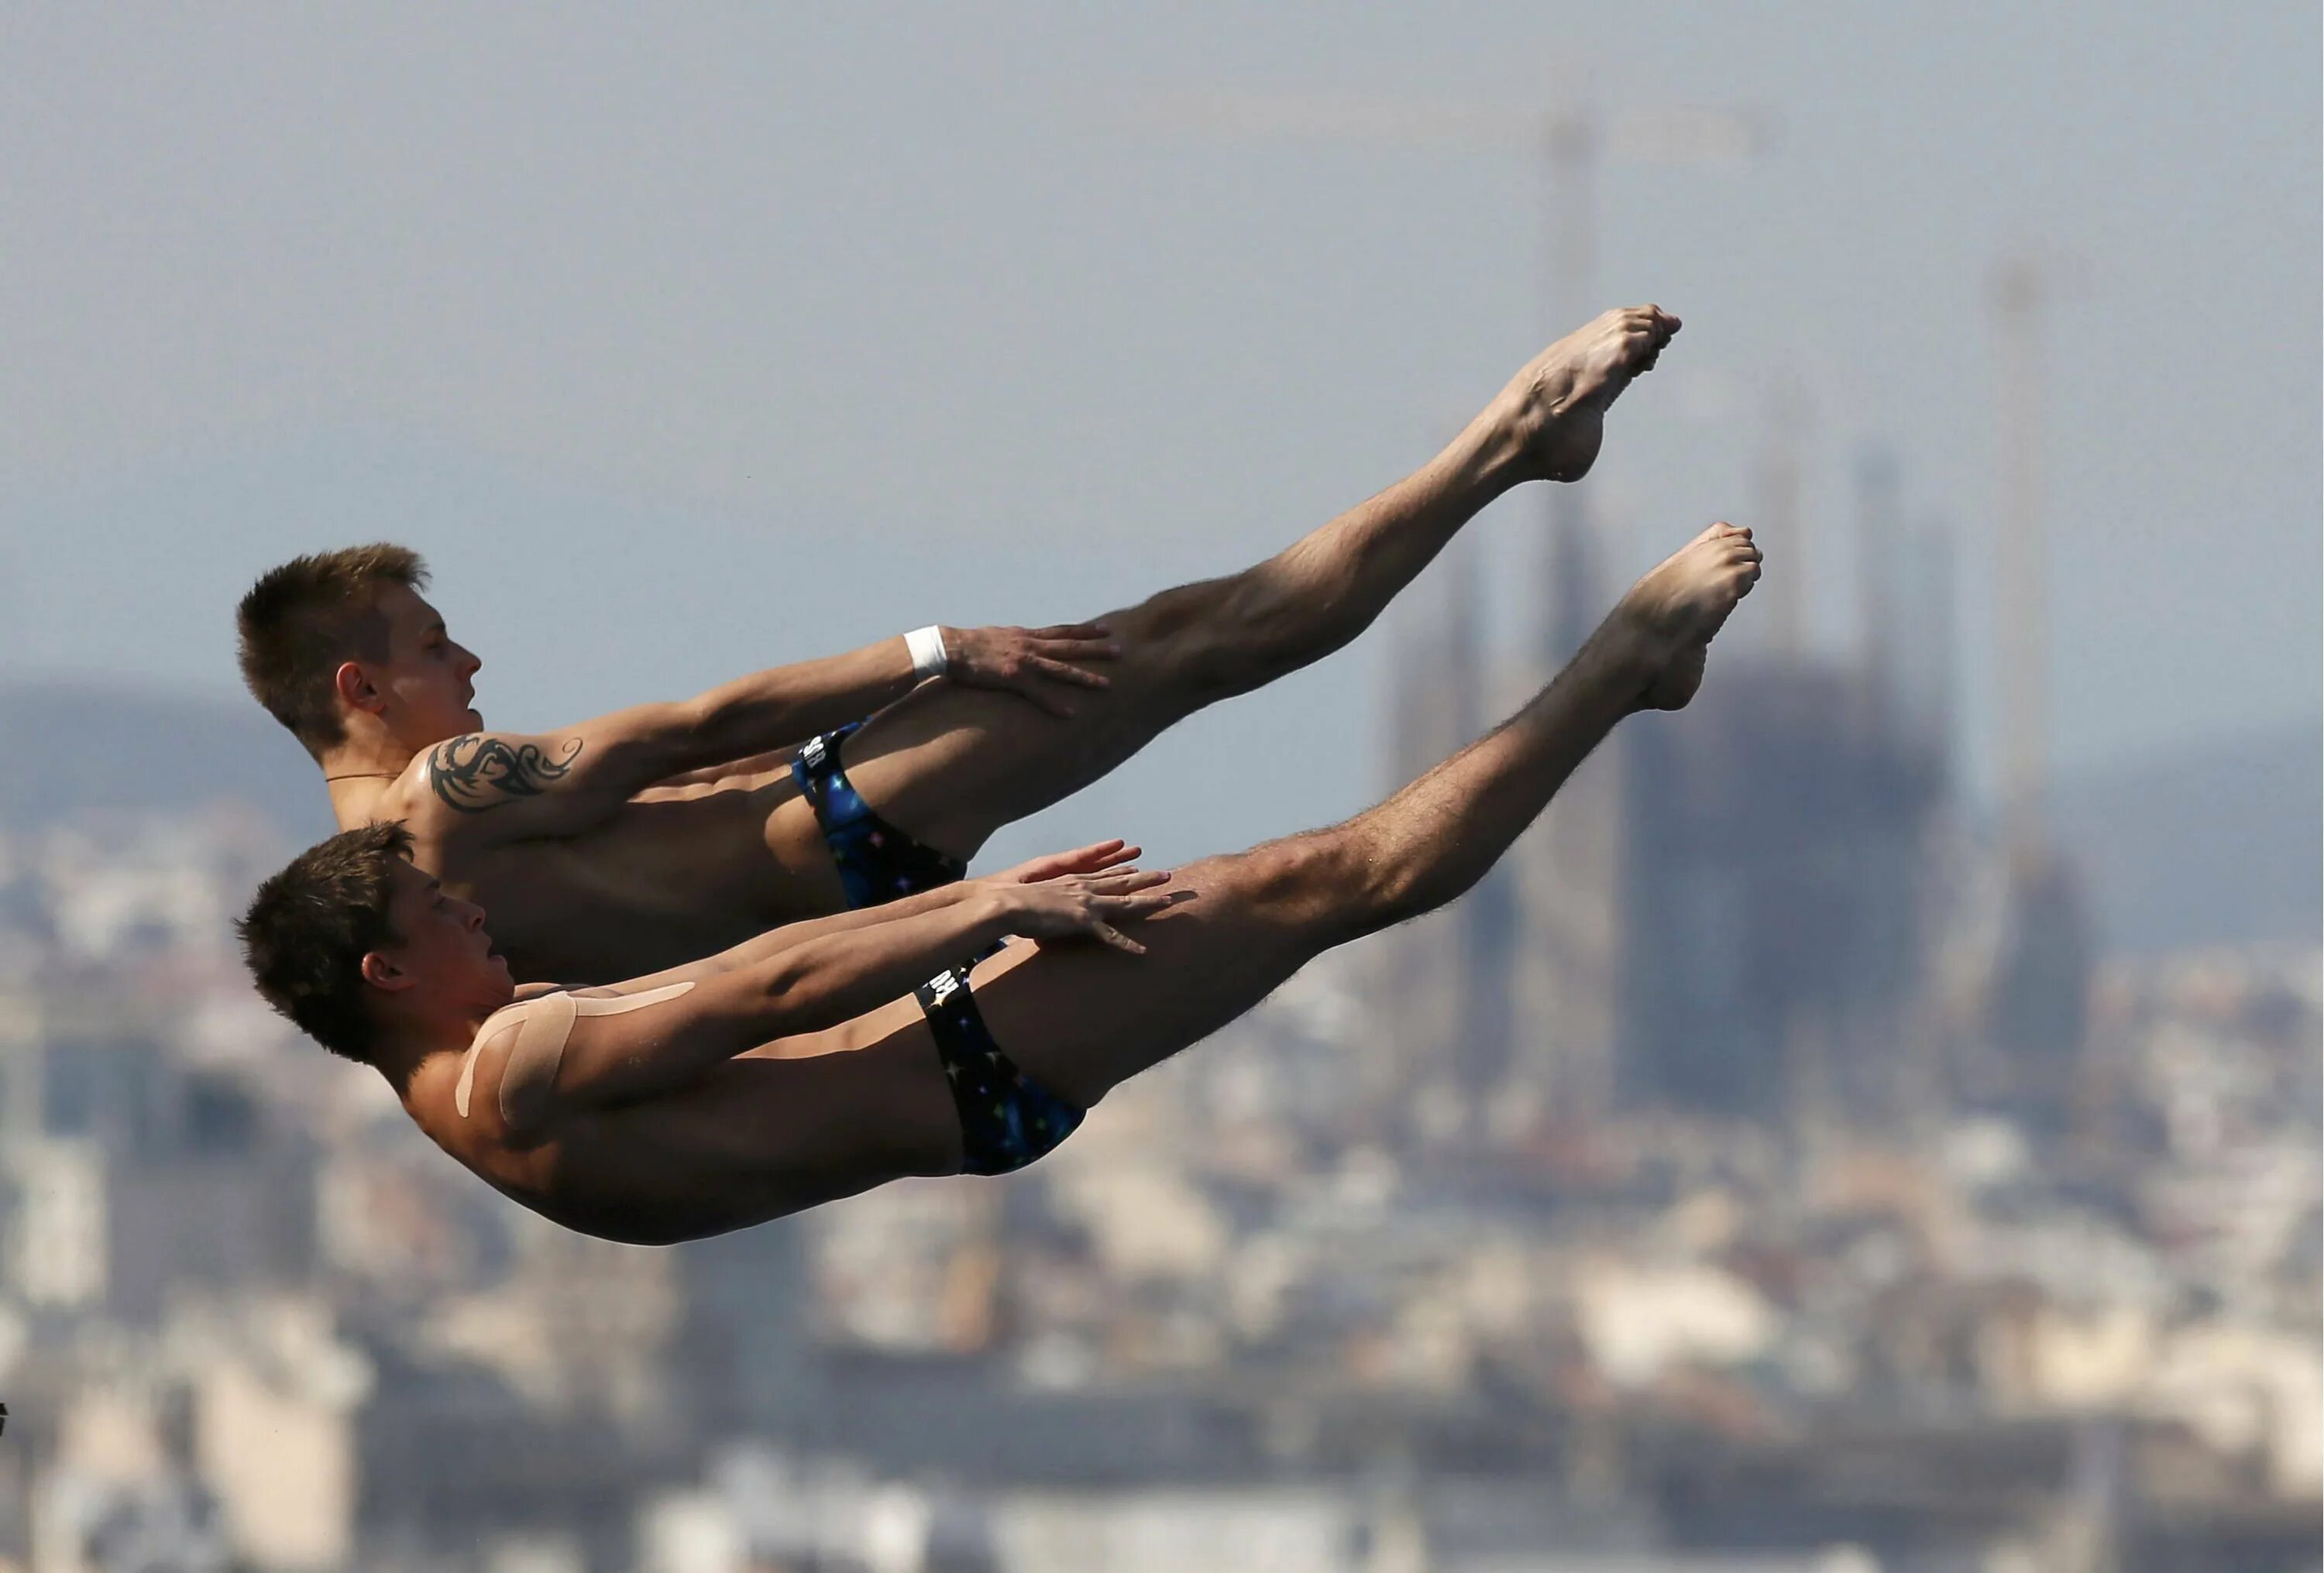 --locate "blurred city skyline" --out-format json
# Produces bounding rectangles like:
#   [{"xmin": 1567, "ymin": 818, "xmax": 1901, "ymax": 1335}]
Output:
[
  {"xmin": 2, "ymin": 3, "xmax": 2317, "ymax": 874},
  {"xmin": 0, "ymin": 12, "xmax": 2318, "ymax": 1567}
]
